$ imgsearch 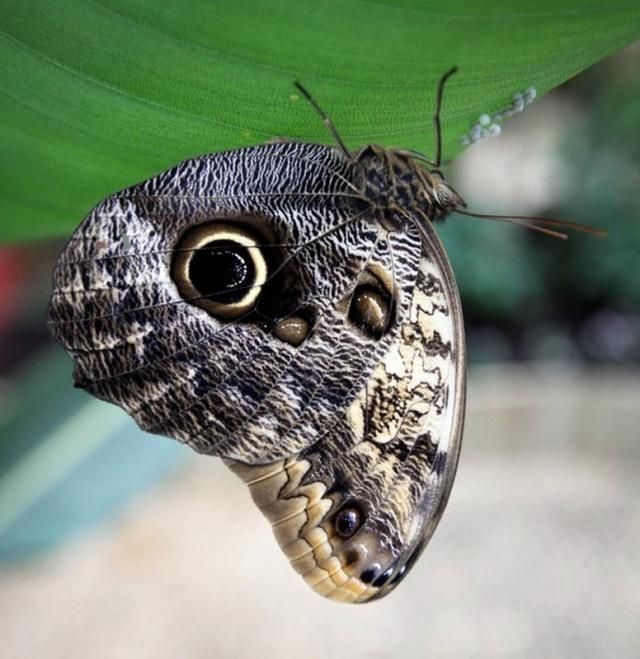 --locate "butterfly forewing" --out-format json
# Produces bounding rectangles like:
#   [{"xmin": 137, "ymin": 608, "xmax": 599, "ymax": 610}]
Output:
[{"xmin": 50, "ymin": 144, "xmax": 412, "ymax": 464}]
